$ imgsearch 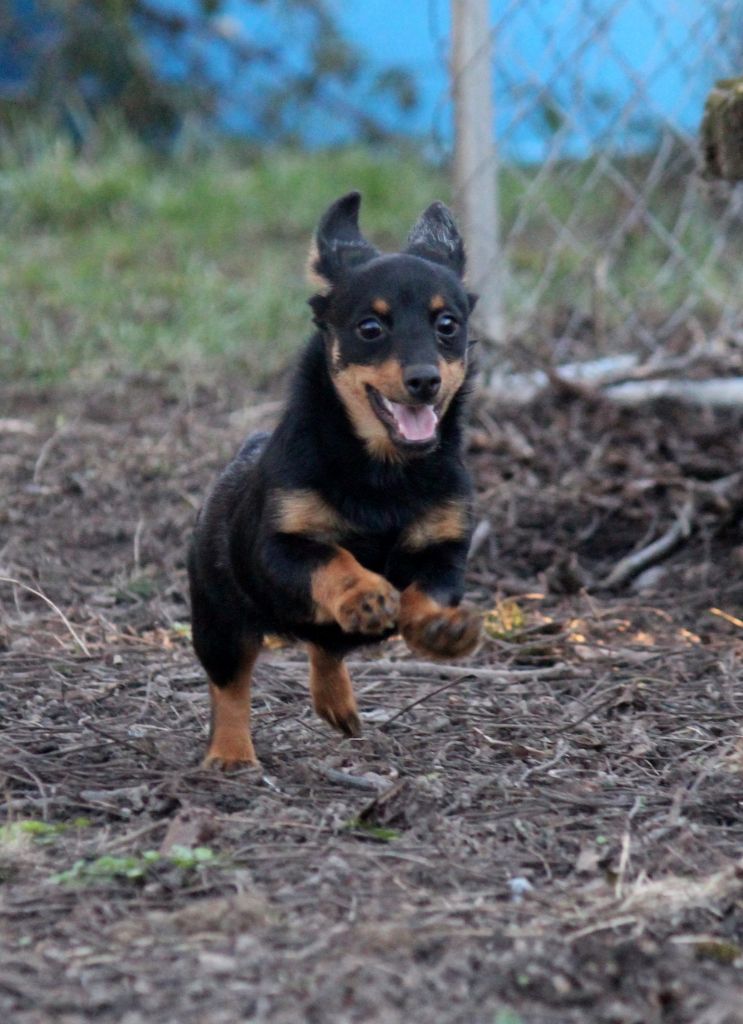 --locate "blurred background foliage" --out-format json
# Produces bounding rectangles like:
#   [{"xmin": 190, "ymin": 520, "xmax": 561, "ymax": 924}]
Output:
[
  {"xmin": 0, "ymin": 141, "xmax": 444, "ymax": 384},
  {"xmin": 0, "ymin": 0, "xmax": 428, "ymax": 386},
  {"xmin": 0, "ymin": 0, "xmax": 419, "ymax": 148}
]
